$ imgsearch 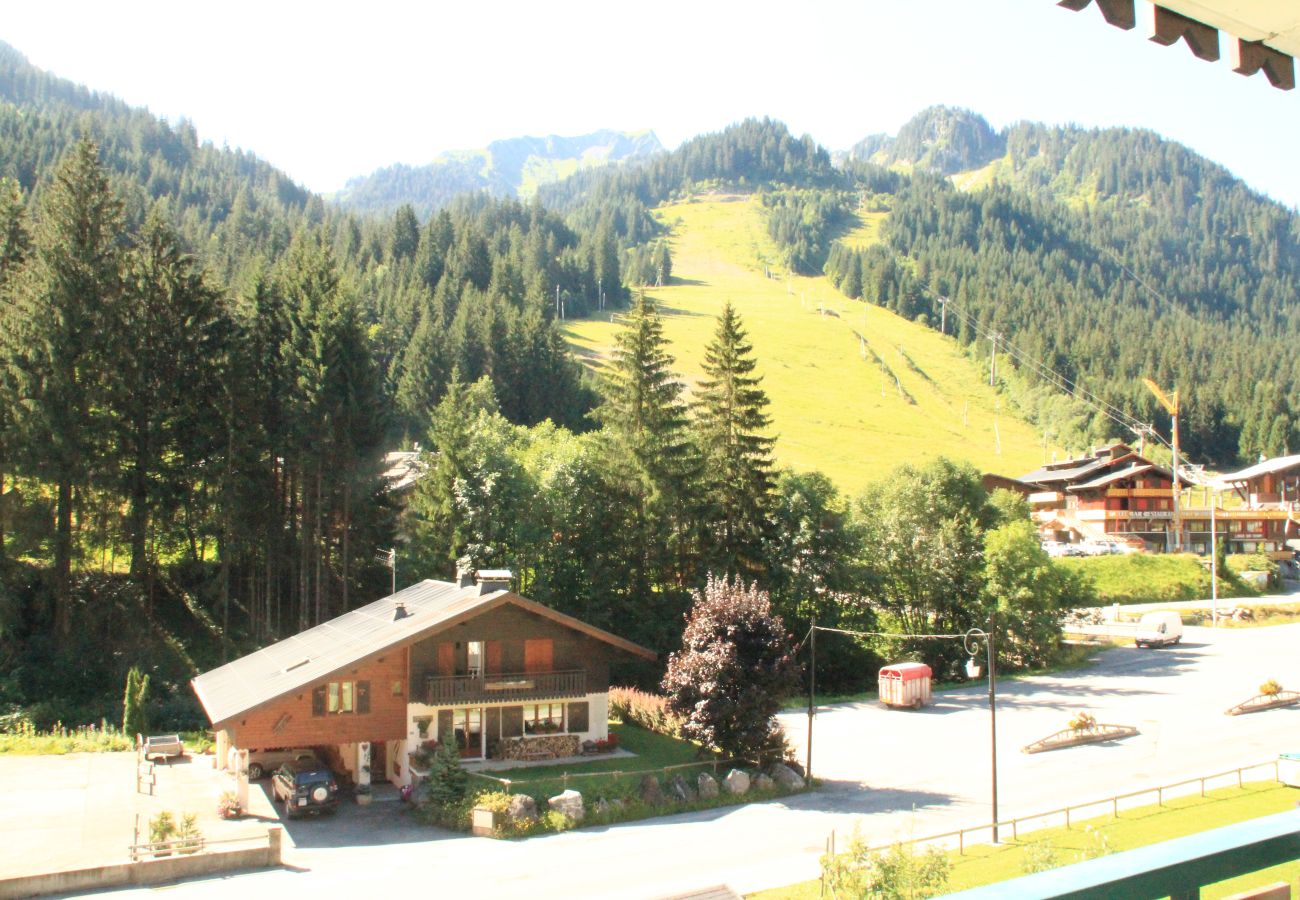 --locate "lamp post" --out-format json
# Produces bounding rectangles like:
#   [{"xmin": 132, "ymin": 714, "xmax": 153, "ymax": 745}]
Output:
[{"xmin": 964, "ymin": 617, "xmax": 999, "ymax": 843}]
